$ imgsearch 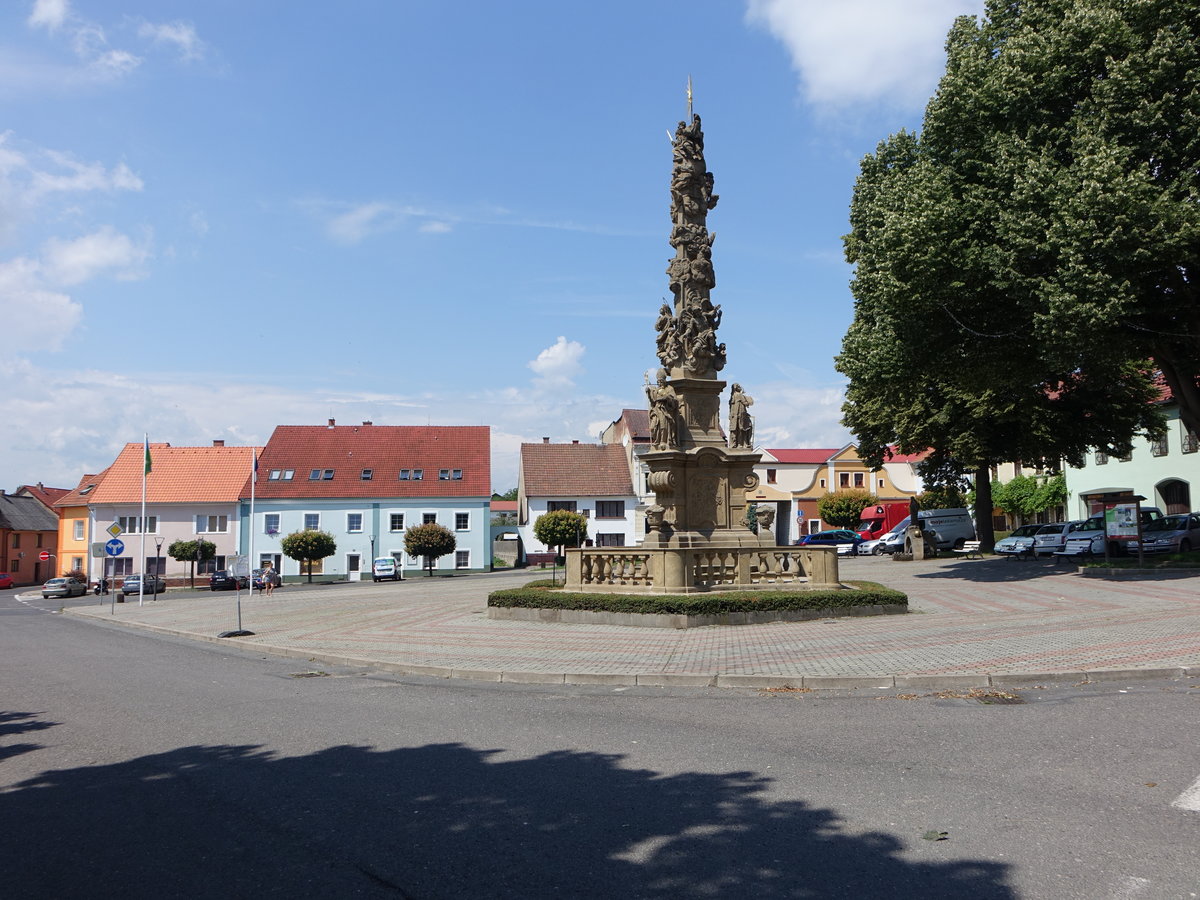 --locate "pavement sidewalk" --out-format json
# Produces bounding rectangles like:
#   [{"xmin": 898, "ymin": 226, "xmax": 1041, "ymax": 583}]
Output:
[{"xmin": 62, "ymin": 556, "xmax": 1200, "ymax": 689}]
